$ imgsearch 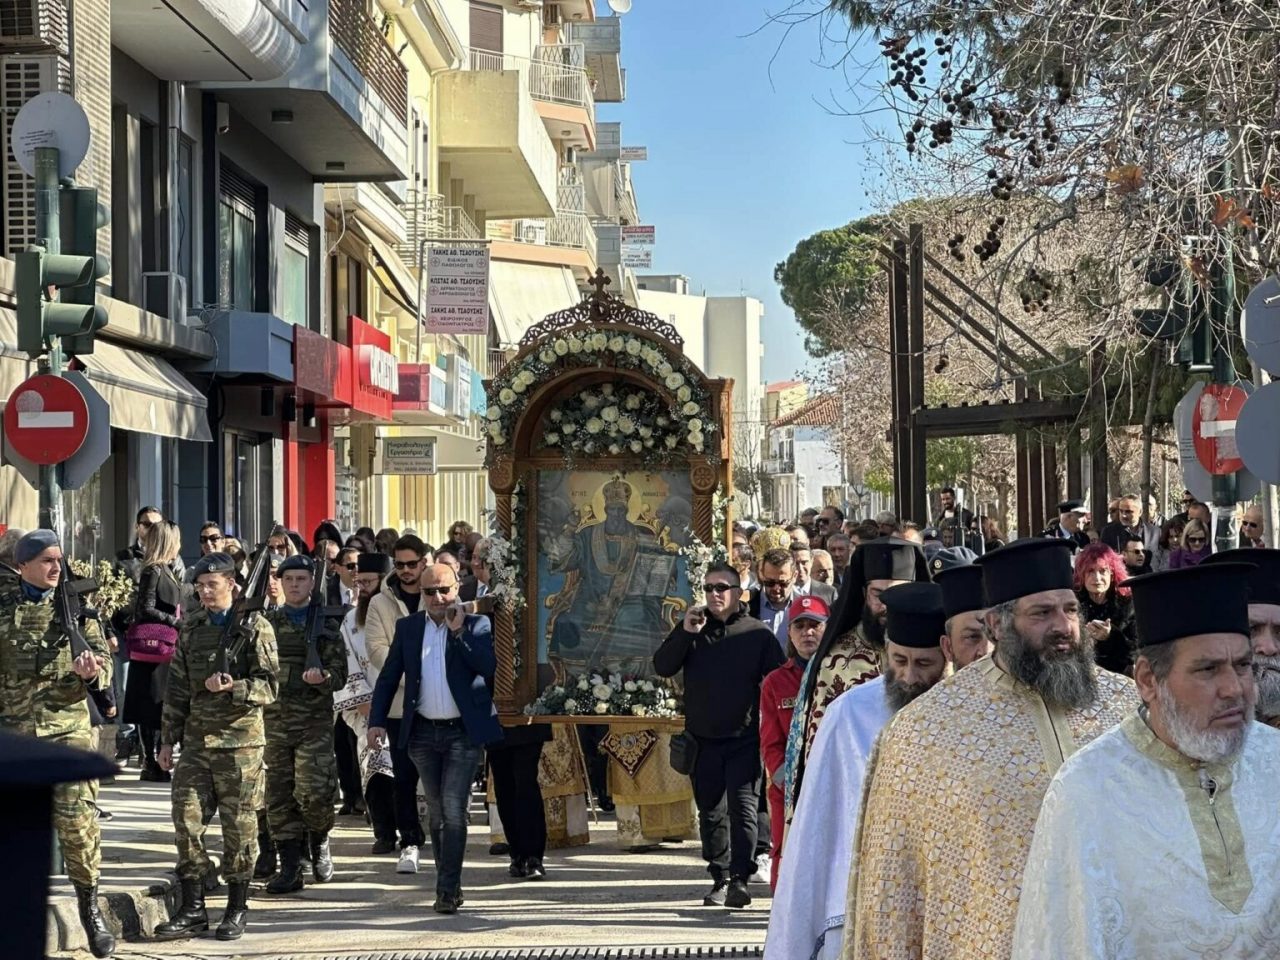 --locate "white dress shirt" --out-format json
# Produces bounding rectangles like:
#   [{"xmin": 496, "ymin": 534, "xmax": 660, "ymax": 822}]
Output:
[
  {"xmin": 340, "ymin": 581, "xmax": 355, "ymax": 606},
  {"xmin": 417, "ymin": 616, "xmax": 461, "ymax": 720}
]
